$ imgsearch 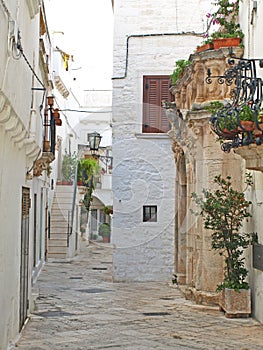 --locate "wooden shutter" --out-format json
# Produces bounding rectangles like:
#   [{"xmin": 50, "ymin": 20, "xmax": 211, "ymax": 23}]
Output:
[{"xmin": 143, "ymin": 76, "xmax": 173, "ymax": 133}]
